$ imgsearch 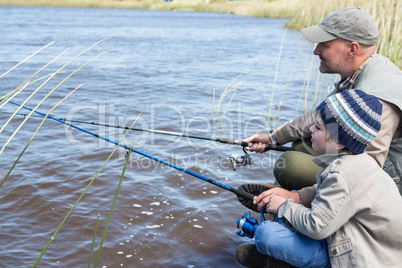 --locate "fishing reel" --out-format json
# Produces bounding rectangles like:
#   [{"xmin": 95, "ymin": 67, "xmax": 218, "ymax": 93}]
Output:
[
  {"xmin": 236, "ymin": 210, "xmax": 266, "ymax": 239},
  {"xmin": 229, "ymin": 147, "xmax": 253, "ymax": 171}
]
